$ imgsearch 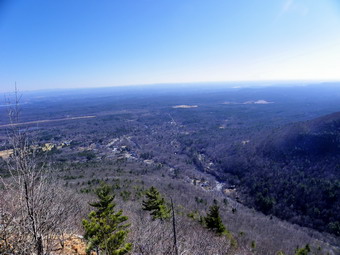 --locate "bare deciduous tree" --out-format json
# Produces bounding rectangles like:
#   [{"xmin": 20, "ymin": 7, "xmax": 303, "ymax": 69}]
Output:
[{"xmin": 0, "ymin": 89, "xmax": 81, "ymax": 254}]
